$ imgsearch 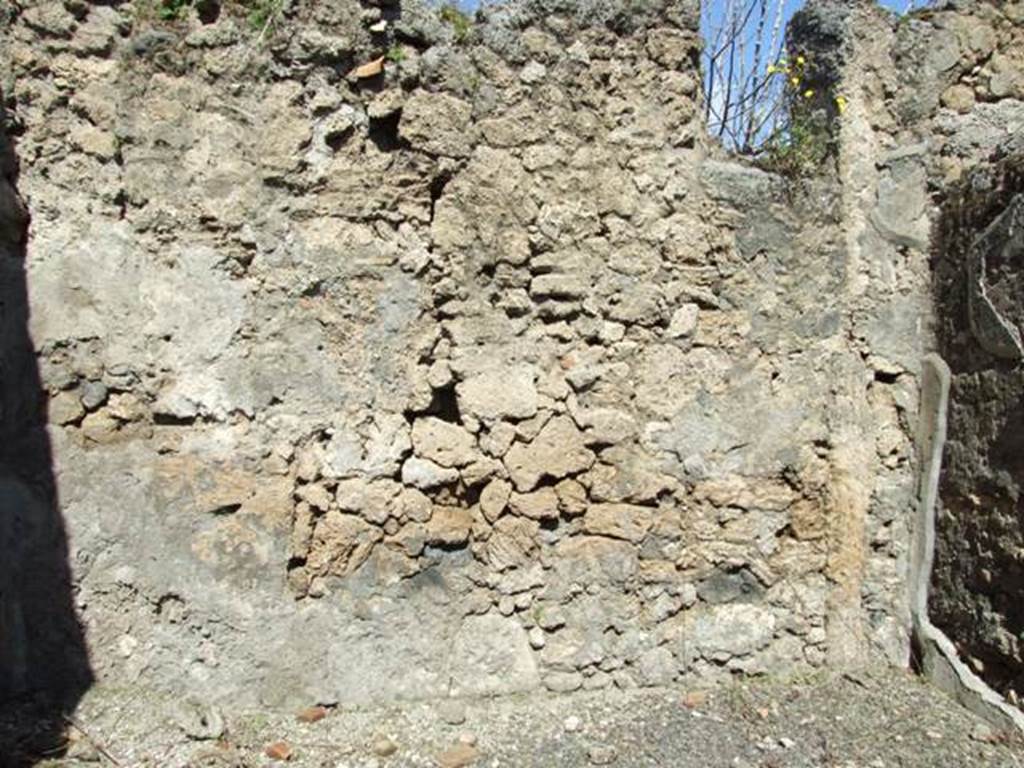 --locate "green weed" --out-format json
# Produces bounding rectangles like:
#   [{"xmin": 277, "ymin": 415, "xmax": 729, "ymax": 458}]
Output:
[
  {"xmin": 385, "ymin": 44, "xmax": 406, "ymax": 64},
  {"xmin": 438, "ymin": 3, "xmax": 473, "ymax": 44},
  {"xmin": 158, "ymin": 0, "xmax": 191, "ymax": 20},
  {"xmin": 245, "ymin": 0, "xmax": 284, "ymax": 32}
]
